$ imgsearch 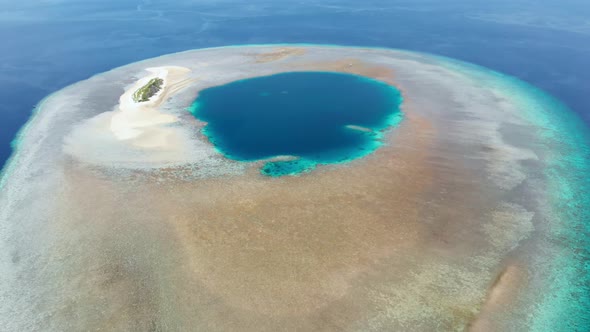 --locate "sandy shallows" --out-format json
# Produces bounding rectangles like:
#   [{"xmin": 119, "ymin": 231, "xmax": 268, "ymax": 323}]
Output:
[{"xmin": 0, "ymin": 45, "xmax": 573, "ymax": 331}]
